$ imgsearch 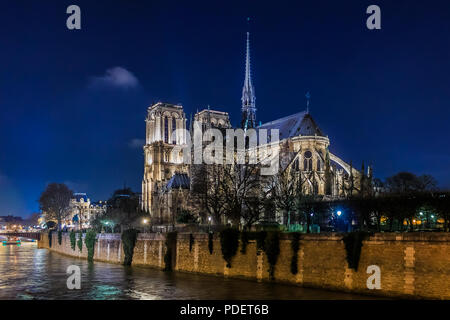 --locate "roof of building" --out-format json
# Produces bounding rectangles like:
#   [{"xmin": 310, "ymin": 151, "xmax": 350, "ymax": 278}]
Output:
[
  {"xmin": 73, "ymin": 193, "xmax": 88, "ymax": 202},
  {"xmin": 165, "ymin": 173, "xmax": 190, "ymax": 190},
  {"xmin": 196, "ymin": 109, "xmax": 229, "ymax": 116},
  {"xmin": 257, "ymin": 111, "xmax": 325, "ymax": 139}
]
